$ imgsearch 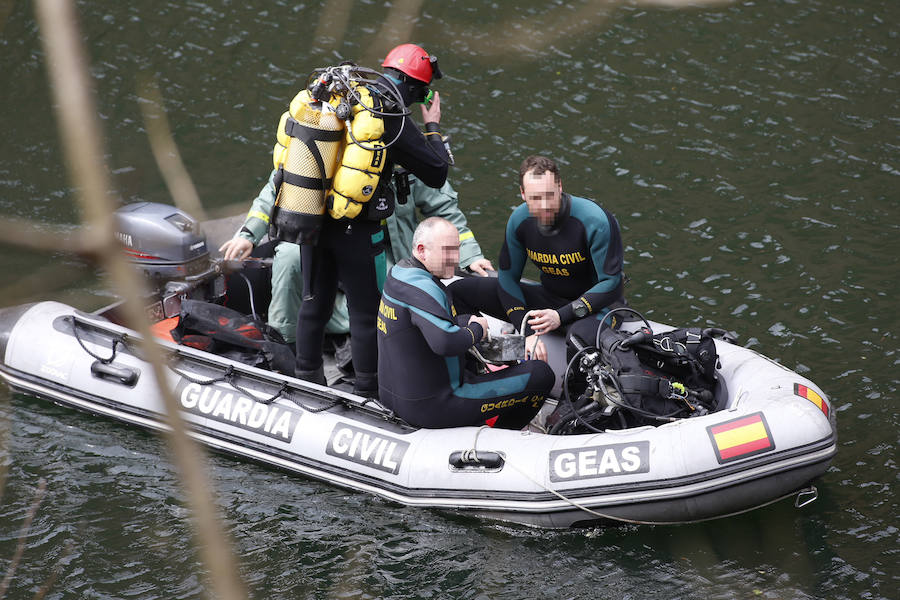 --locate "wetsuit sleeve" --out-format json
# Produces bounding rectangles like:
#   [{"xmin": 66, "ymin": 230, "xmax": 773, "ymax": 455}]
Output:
[
  {"xmin": 383, "ymin": 115, "xmax": 449, "ymax": 189},
  {"xmin": 411, "ymin": 177, "xmax": 484, "ymax": 269},
  {"xmin": 408, "ymin": 306, "xmax": 483, "ymax": 356},
  {"xmin": 497, "ymin": 207, "xmax": 529, "ymax": 330},
  {"xmin": 555, "ymin": 208, "xmax": 624, "ymax": 325},
  {"xmin": 238, "ymin": 169, "xmax": 278, "ymax": 245}
]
